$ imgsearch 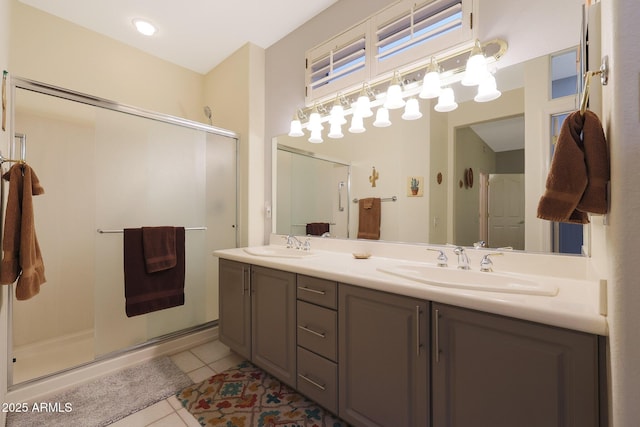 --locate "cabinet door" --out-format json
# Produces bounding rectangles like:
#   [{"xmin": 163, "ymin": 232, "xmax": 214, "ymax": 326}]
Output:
[
  {"xmin": 218, "ymin": 259, "xmax": 251, "ymax": 360},
  {"xmin": 339, "ymin": 284, "xmax": 429, "ymax": 427},
  {"xmin": 432, "ymin": 303, "xmax": 600, "ymax": 427},
  {"xmin": 251, "ymin": 266, "xmax": 297, "ymax": 387}
]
